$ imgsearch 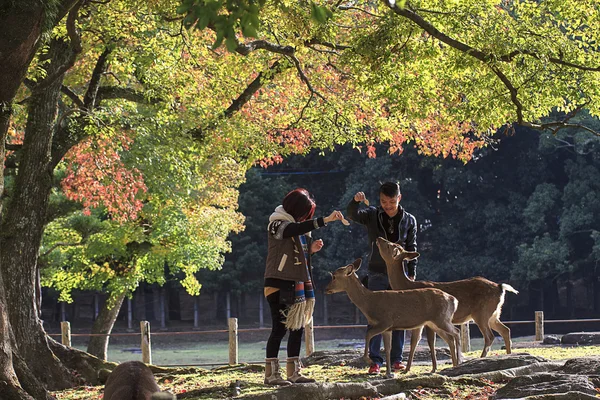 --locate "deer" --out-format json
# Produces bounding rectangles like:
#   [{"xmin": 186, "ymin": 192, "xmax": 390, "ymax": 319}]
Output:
[
  {"xmin": 103, "ymin": 361, "xmax": 175, "ymax": 400},
  {"xmin": 325, "ymin": 258, "xmax": 461, "ymax": 377},
  {"xmin": 376, "ymin": 236, "xmax": 519, "ymax": 359}
]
